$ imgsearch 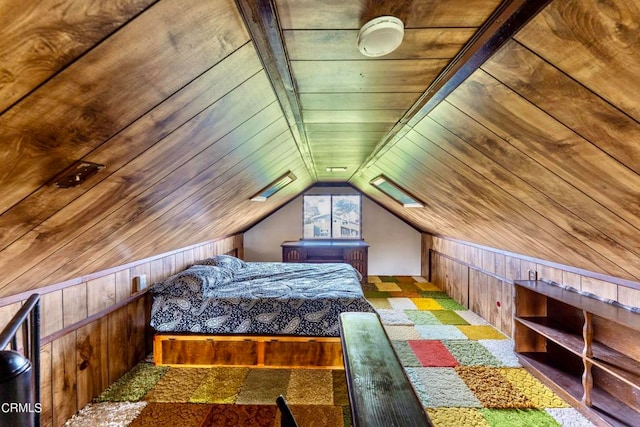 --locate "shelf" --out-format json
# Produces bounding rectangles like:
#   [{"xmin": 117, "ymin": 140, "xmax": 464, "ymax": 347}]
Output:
[
  {"xmin": 514, "ymin": 280, "xmax": 640, "ymax": 424},
  {"xmin": 515, "ymin": 316, "xmax": 584, "ymax": 355},
  {"xmin": 518, "ymin": 353, "xmax": 640, "ymax": 427}
]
